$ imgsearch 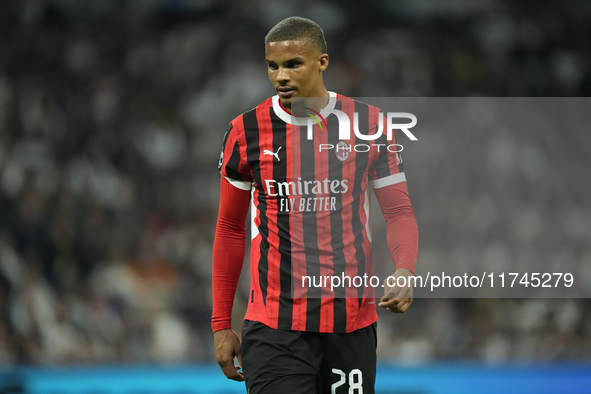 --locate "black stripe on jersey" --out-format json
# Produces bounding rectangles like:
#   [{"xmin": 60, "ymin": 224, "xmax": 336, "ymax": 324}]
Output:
[
  {"xmin": 221, "ymin": 123, "xmax": 233, "ymax": 150},
  {"xmin": 301, "ymin": 123, "xmax": 321, "ymax": 332},
  {"xmin": 374, "ymin": 128, "xmax": 393, "ymax": 178},
  {"xmin": 219, "ymin": 124, "xmax": 233, "ymax": 170},
  {"xmin": 352, "ymin": 101, "xmax": 370, "ymax": 304},
  {"xmin": 225, "ymin": 141, "xmax": 244, "ymax": 181},
  {"xmin": 243, "ymin": 108, "xmax": 270, "ymax": 307},
  {"xmin": 328, "ymin": 100, "xmax": 347, "ymax": 333},
  {"xmin": 393, "ymin": 128, "xmax": 404, "ymax": 173},
  {"xmin": 270, "ymin": 108, "xmax": 293, "ymax": 330}
]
